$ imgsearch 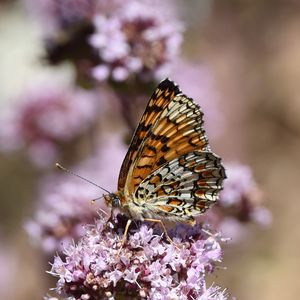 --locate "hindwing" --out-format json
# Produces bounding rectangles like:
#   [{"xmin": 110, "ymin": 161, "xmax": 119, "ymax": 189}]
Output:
[{"xmin": 134, "ymin": 151, "xmax": 225, "ymax": 223}]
